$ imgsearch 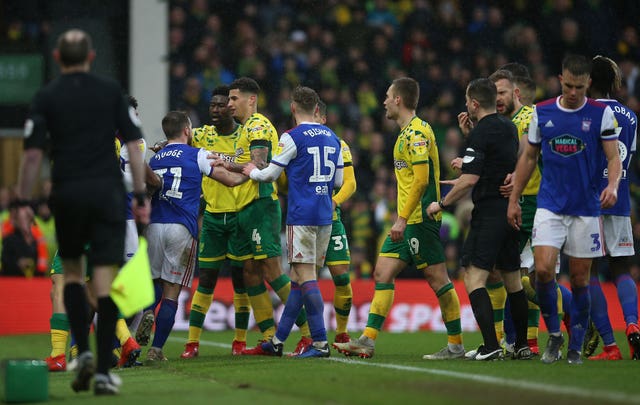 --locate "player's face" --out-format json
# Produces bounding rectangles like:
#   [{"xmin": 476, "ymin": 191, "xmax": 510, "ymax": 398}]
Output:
[
  {"xmin": 227, "ymin": 89, "xmax": 250, "ymax": 122},
  {"xmin": 494, "ymin": 78, "xmax": 515, "ymax": 116},
  {"xmin": 559, "ymin": 71, "xmax": 591, "ymax": 109},
  {"xmin": 209, "ymin": 95, "xmax": 230, "ymax": 126},
  {"xmin": 383, "ymin": 85, "xmax": 399, "ymax": 120}
]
